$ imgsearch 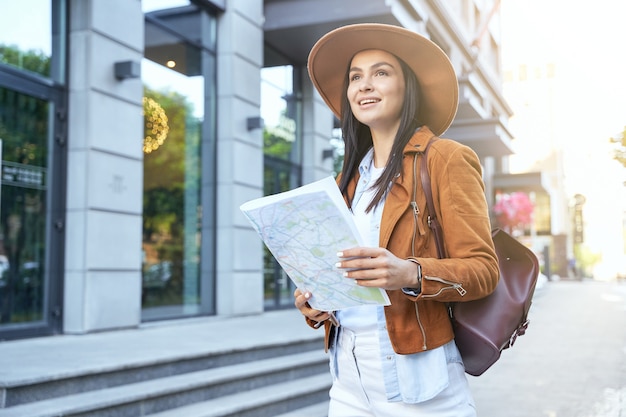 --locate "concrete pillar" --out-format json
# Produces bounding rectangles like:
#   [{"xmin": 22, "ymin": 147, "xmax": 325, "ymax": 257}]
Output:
[
  {"xmin": 215, "ymin": 0, "xmax": 265, "ymax": 316},
  {"xmin": 64, "ymin": 0, "xmax": 144, "ymax": 333}
]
